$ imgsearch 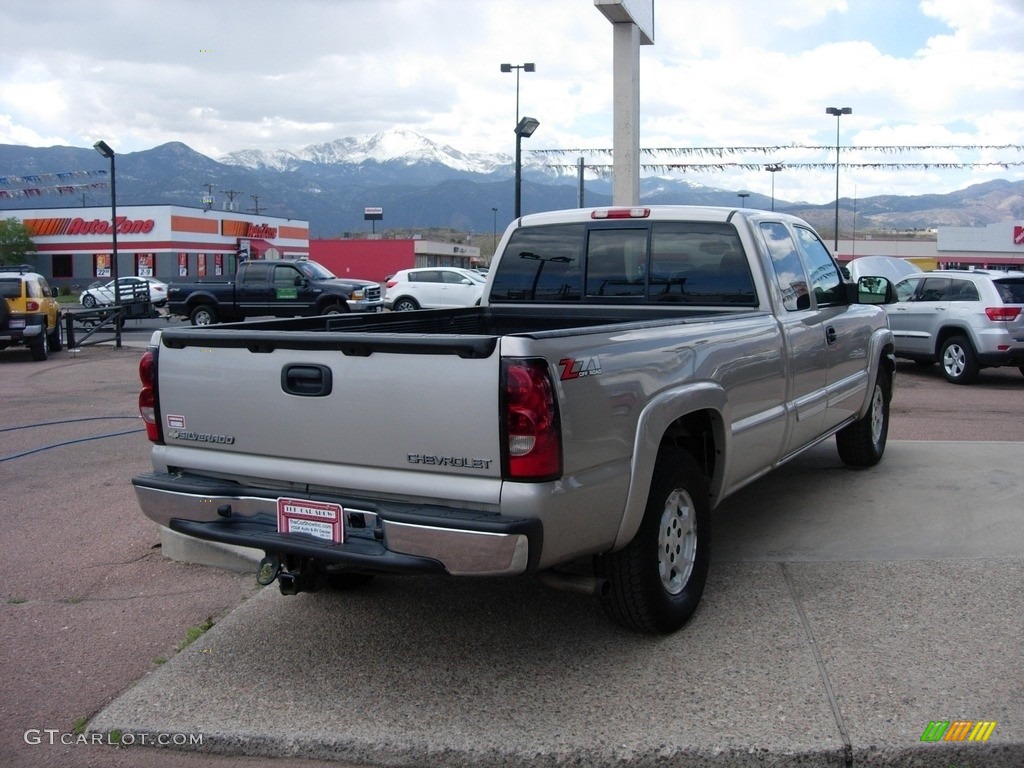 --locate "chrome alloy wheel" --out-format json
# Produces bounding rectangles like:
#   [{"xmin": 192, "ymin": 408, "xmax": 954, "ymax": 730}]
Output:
[
  {"xmin": 942, "ymin": 342, "xmax": 967, "ymax": 379},
  {"xmin": 658, "ymin": 488, "xmax": 698, "ymax": 595},
  {"xmin": 869, "ymin": 382, "xmax": 885, "ymax": 446}
]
